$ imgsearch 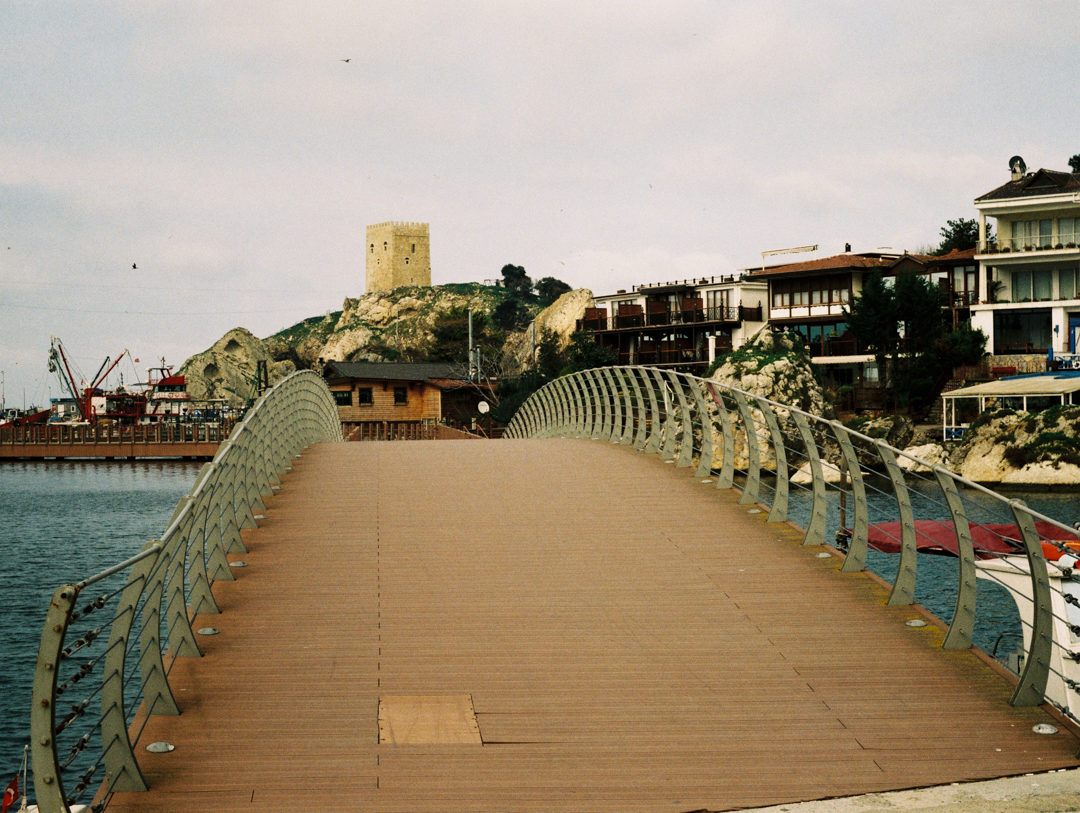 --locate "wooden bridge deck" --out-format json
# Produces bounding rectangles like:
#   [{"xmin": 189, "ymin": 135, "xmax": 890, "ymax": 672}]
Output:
[{"xmin": 110, "ymin": 439, "xmax": 1080, "ymax": 812}]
